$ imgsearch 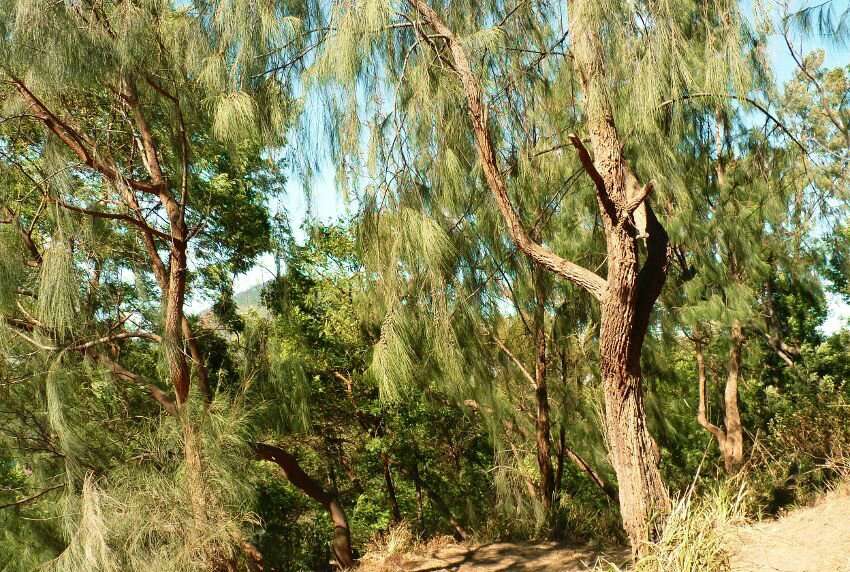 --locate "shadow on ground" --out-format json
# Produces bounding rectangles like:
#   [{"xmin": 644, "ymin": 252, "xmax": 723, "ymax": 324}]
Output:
[{"xmin": 400, "ymin": 541, "xmax": 630, "ymax": 572}]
